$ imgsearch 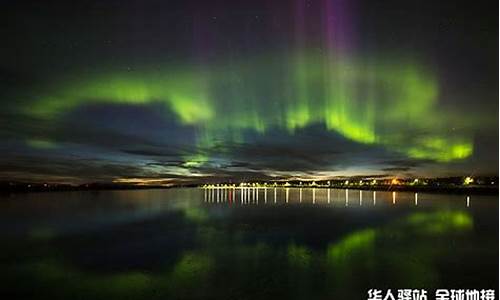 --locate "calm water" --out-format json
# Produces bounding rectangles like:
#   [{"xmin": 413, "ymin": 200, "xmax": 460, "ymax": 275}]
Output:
[{"xmin": 0, "ymin": 188, "xmax": 497, "ymax": 299}]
